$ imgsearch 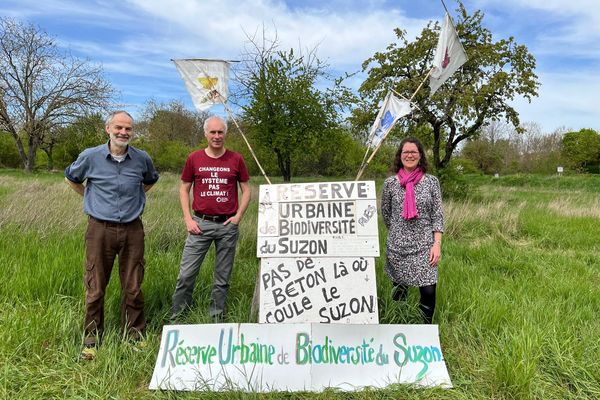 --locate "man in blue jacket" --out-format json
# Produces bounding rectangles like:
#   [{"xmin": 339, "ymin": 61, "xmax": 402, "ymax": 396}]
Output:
[{"xmin": 65, "ymin": 110, "xmax": 159, "ymax": 359}]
